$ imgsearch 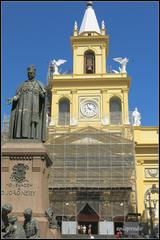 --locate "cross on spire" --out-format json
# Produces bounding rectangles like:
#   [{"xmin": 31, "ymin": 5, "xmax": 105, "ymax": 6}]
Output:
[{"xmin": 87, "ymin": 1, "xmax": 93, "ymax": 7}]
